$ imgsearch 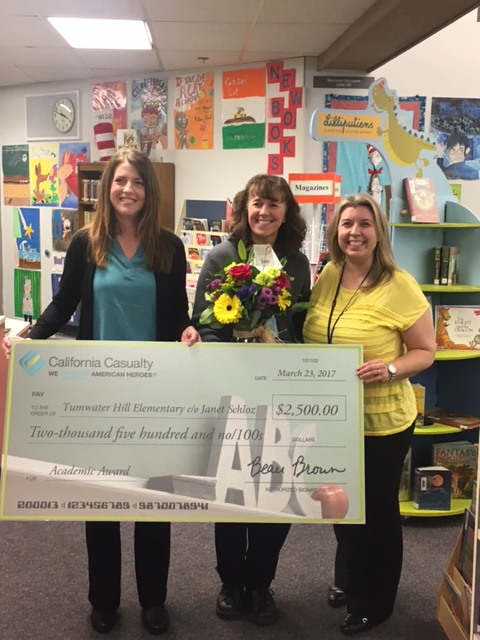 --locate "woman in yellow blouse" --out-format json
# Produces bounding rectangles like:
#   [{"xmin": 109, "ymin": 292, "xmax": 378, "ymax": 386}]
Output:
[{"xmin": 303, "ymin": 193, "xmax": 435, "ymax": 635}]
